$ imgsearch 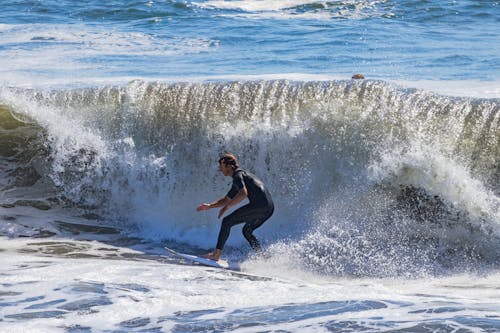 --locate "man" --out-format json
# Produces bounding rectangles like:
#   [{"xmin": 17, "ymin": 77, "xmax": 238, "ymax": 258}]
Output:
[{"xmin": 196, "ymin": 153, "xmax": 274, "ymax": 261}]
